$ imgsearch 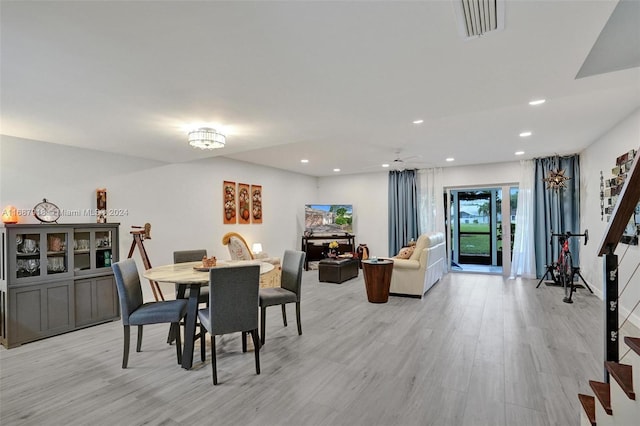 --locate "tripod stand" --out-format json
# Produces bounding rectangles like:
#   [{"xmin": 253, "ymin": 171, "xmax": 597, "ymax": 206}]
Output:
[{"xmin": 127, "ymin": 223, "xmax": 164, "ymax": 301}]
